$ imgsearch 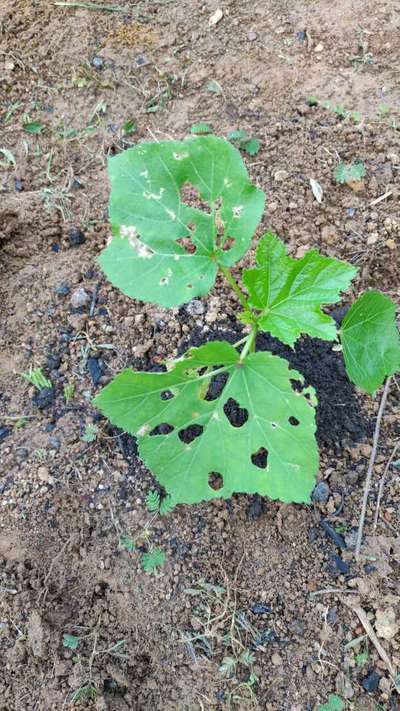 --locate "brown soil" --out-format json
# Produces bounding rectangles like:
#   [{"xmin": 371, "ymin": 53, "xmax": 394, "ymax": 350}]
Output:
[{"xmin": 1, "ymin": 1, "xmax": 399, "ymax": 710}]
